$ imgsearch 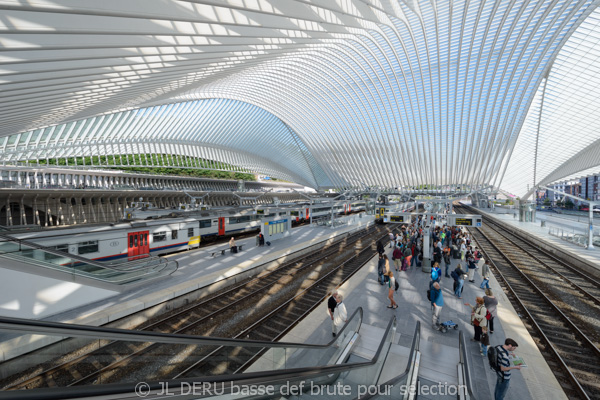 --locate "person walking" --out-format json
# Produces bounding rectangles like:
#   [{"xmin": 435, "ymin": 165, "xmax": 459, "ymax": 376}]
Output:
[
  {"xmin": 327, "ymin": 291, "xmax": 339, "ymax": 337},
  {"xmin": 494, "ymin": 338, "xmax": 522, "ymax": 400},
  {"xmin": 480, "ymin": 259, "xmax": 491, "ymax": 289},
  {"xmin": 452, "ymin": 264, "xmax": 466, "ymax": 298},
  {"xmin": 333, "ymin": 294, "xmax": 348, "ymax": 336},
  {"xmin": 483, "ymin": 288, "xmax": 498, "ymax": 334},
  {"xmin": 386, "ymin": 270, "xmax": 398, "ymax": 309},
  {"xmin": 465, "ymin": 297, "xmax": 487, "ymax": 341},
  {"xmin": 430, "ymin": 281, "xmax": 444, "ymax": 329}
]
